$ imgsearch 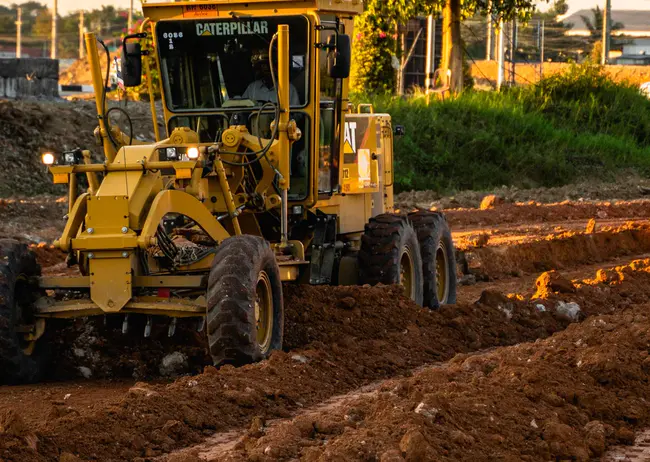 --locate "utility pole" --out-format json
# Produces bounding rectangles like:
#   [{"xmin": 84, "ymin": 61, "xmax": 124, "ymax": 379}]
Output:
[
  {"xmin": 425, "ymin": 15, "xmax": 436, "ymax": 90},
  {"xmin": 539, "ymin": 19, "xmax": 544, "ymax": 80},
  {"xmin": 510, "ymin": 19, "xmax": 517, "ymax": 85},
  {"xmin": 128, "ymin": 0, "xmax": 133, "ymax": 32},
  {"xmin": 15, "ymin": 8, "xmax": 21, "ymax": 58},
  {"xmin": 497, "ymin": 18, "xmax": 505, "ymax": 89},
  {"xmin": 51, "ymin": 0, "xmax": 57, "ymax": 59},
  {"xmin": 79, "ymin": 10, "xmax": 84, "ymax": 59},
  {"xmin": 486, "ymin": 1, "xmax": 493, "ymax": 60},
  {"xmin": 601, "ymin": 0, "xmax": 611, "ymax": 65}
]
